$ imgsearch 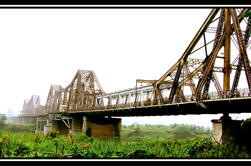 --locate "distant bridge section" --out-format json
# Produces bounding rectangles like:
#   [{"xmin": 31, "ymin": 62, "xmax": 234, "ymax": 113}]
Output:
[{"xmin": 20, "ymin": 95, "xmax": 46, "ymax": 117}]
